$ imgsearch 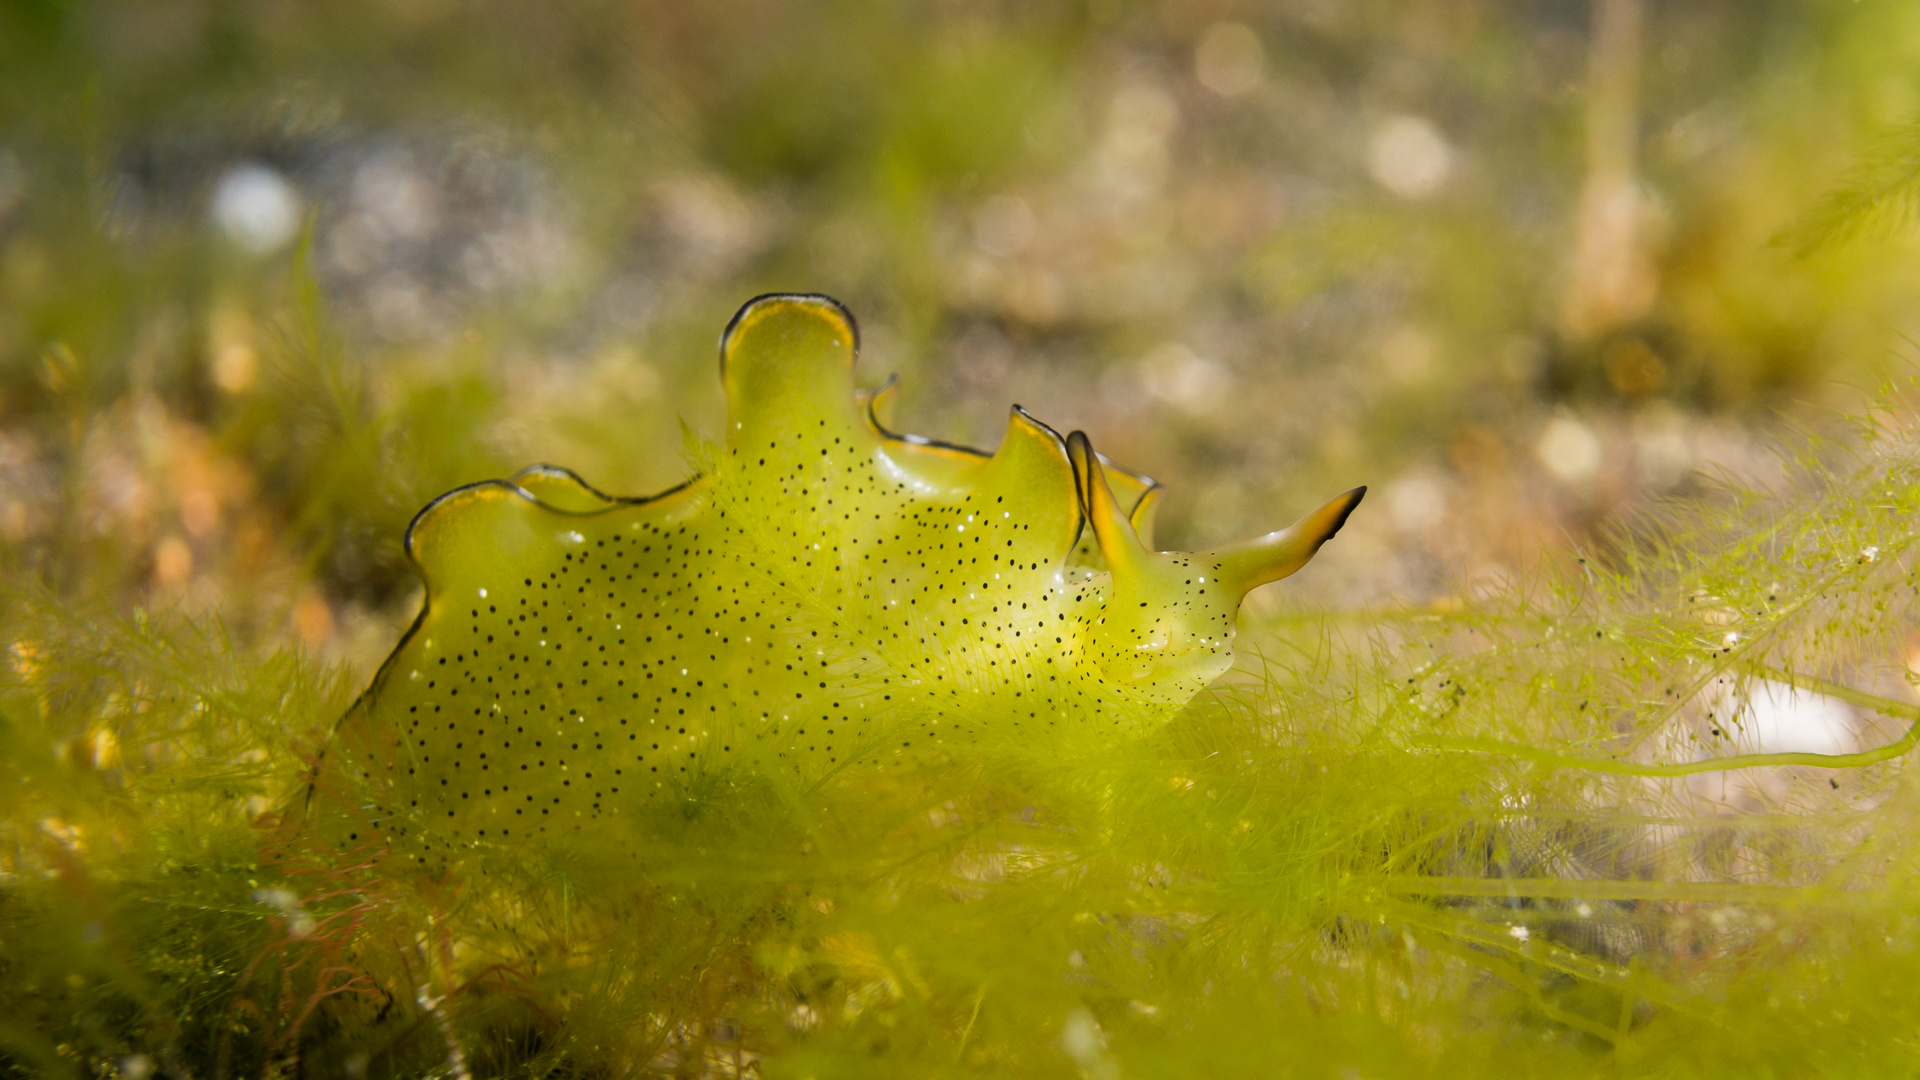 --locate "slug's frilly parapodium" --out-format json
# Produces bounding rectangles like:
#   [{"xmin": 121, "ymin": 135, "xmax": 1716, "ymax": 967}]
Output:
[{"xmin": 303, "ymin": 294, "xmax": 1364, "ymax": 870}]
